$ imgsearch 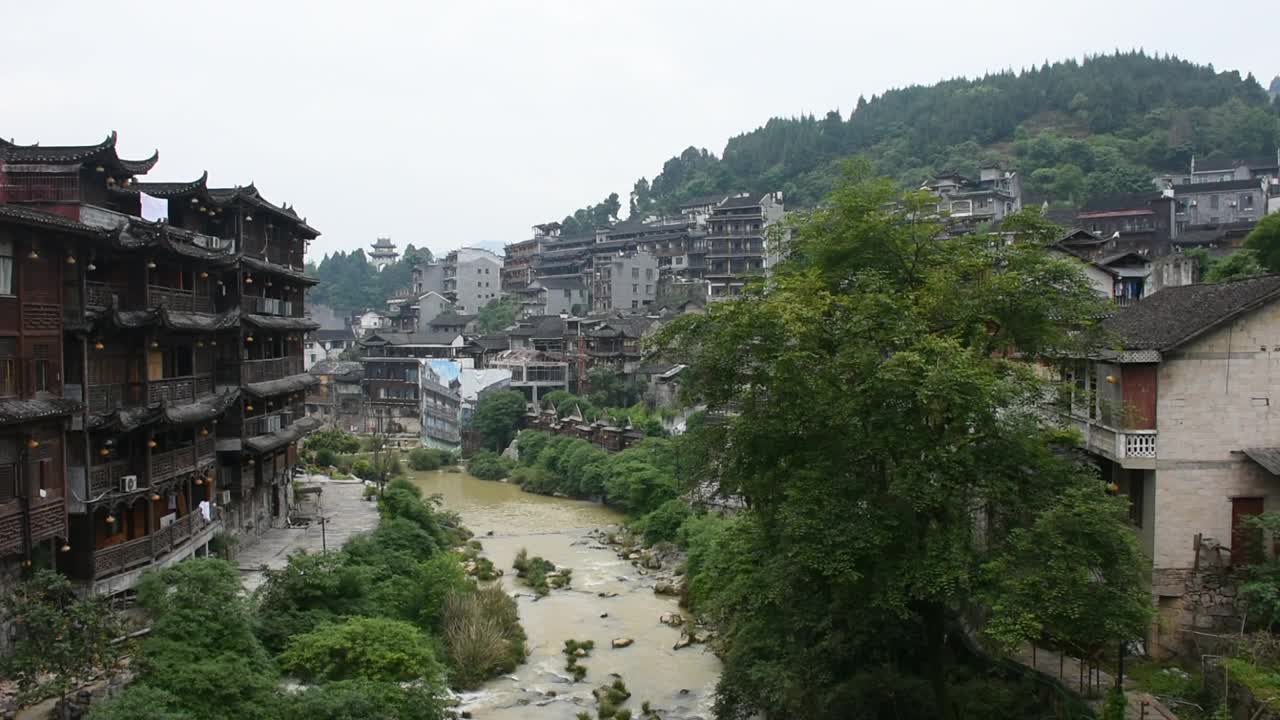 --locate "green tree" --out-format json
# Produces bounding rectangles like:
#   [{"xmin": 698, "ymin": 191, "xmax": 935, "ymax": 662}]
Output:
[
  {"xmin": 472, "ymin": 390, "xmax": 528, "ymax": 450},
  {"xmin": 278, "ymin": 616, "xmax": 446, "ymax": 683},
  {"xmin": 655, "ymin": 165, "xmax": 1144, "ymax": 719},
  {"xmin": 283, "ymin": 680, "xmax": 446, "ymax": 720},
  {"xmin": 1, "ymin": 570, "xmax": 125, "ymax": 714},
  {"xmin": 1245, "ymin": 213, "xmax": 1280, "ymax": 273},
  {"xmin": 476, "ymin": 295, "xmax": 521, "ymax": 333}
]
